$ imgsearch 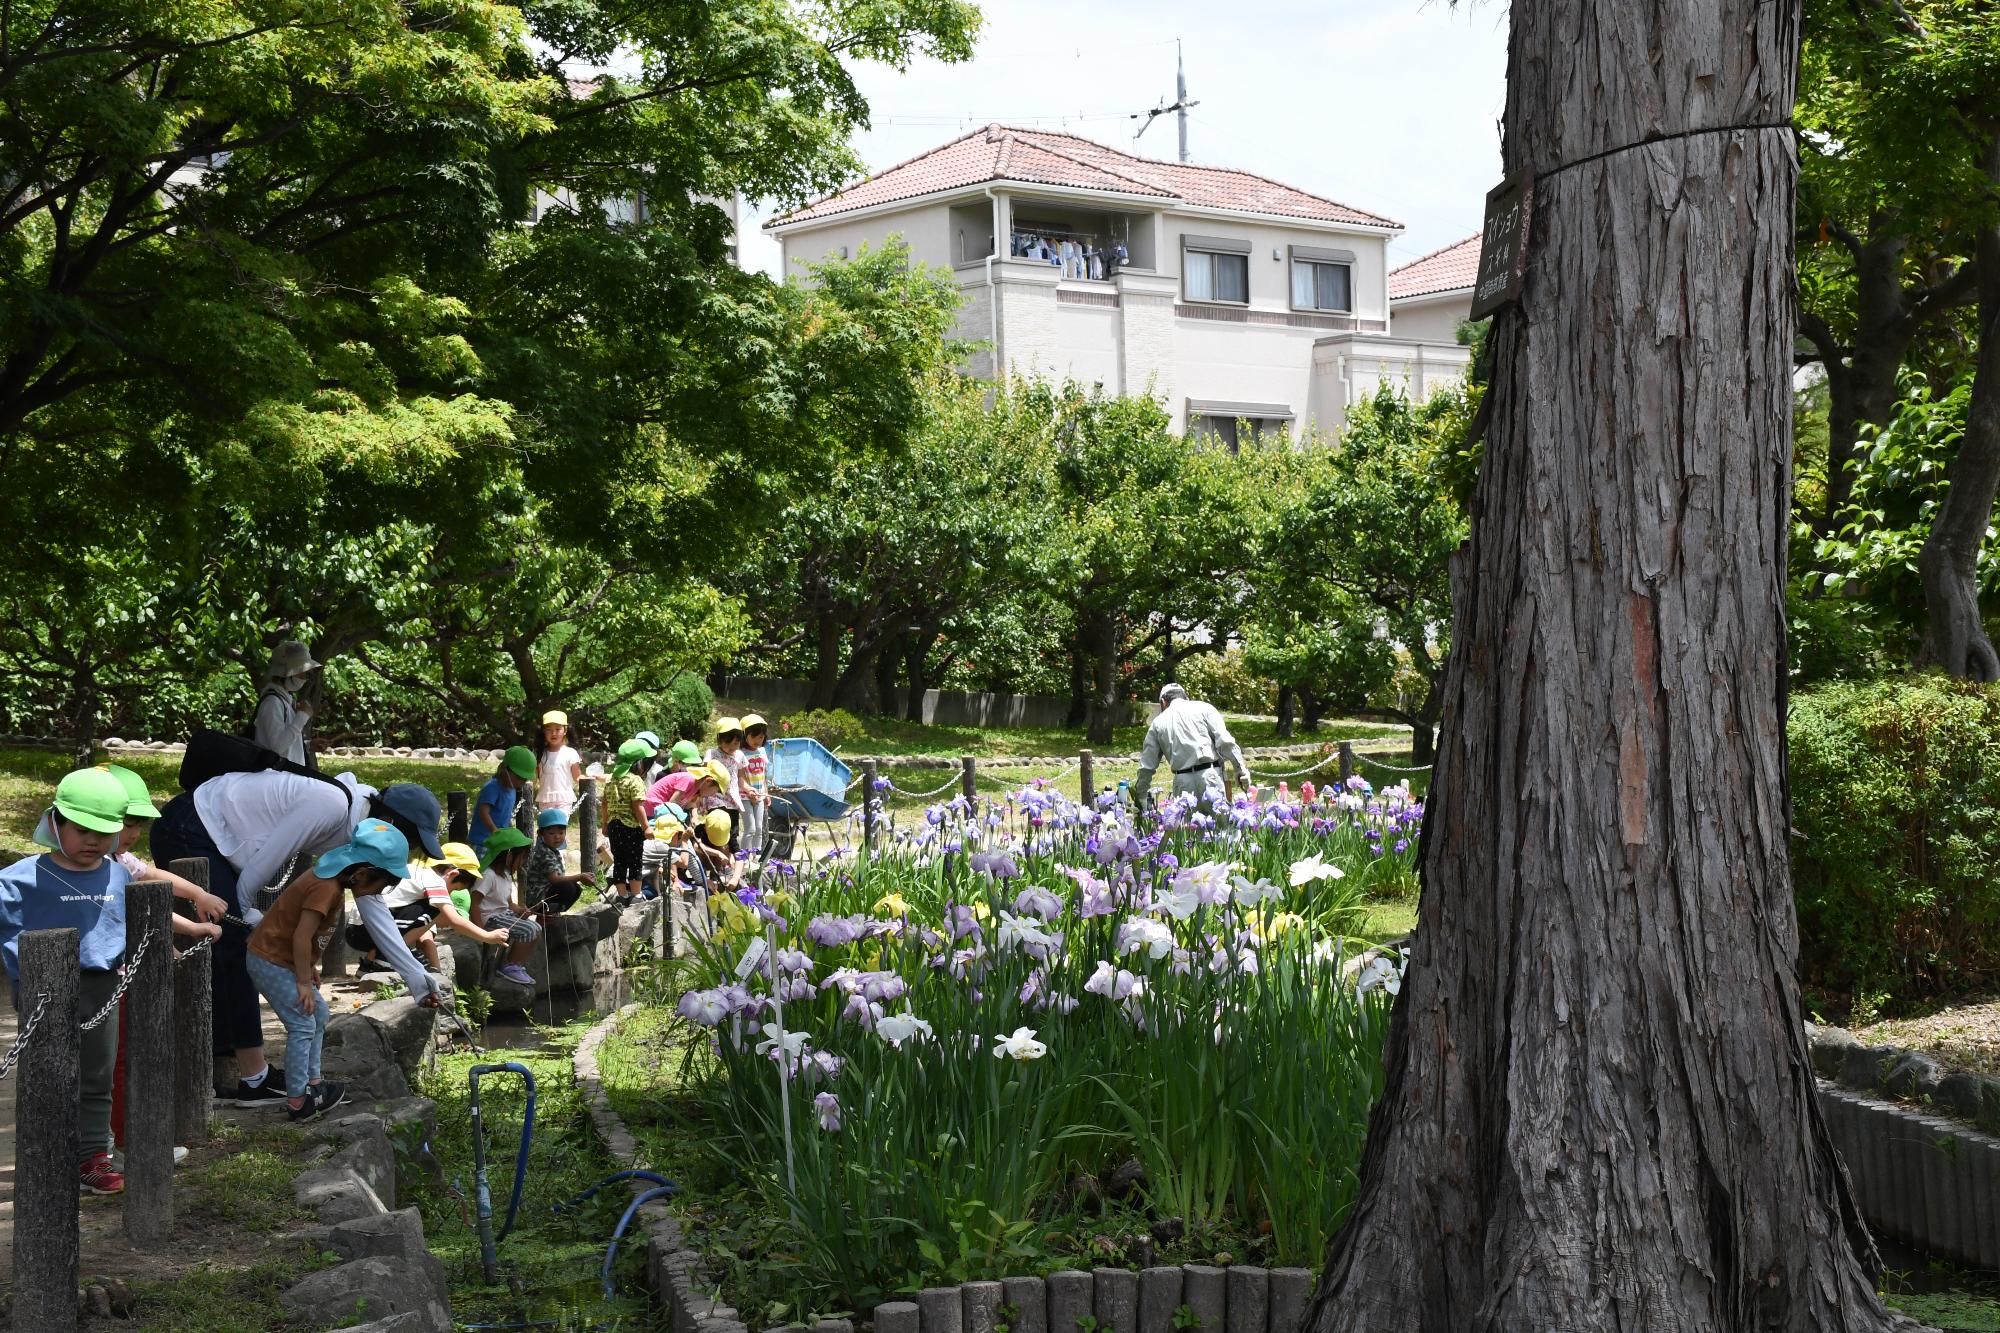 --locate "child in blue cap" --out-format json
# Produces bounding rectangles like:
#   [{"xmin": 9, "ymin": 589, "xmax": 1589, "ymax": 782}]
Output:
[
  {"xmin": 243, "ymin": 819, "xmax": 437, "ymax": 1122},
  {"xmin": 523, "ymin": 808, "xmax": 595, "ymax": 916}
]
